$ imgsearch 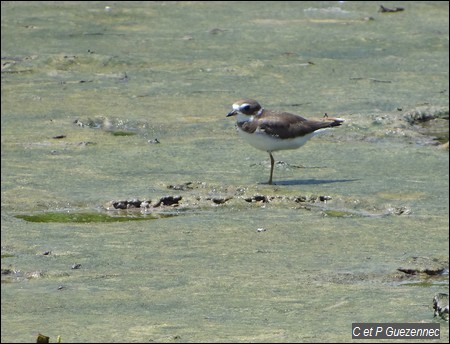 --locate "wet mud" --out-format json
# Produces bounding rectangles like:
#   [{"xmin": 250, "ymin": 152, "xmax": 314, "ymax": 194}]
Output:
[{"xmin": 2, "ymin": 1, "xmax": 448, "ymax": 342}]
